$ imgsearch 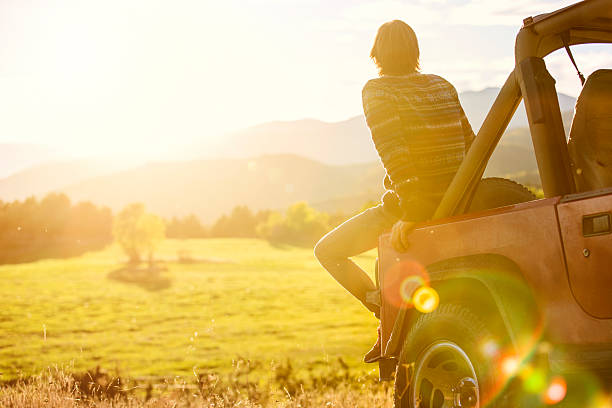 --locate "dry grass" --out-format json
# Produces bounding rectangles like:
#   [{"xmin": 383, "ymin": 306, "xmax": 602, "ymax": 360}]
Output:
[{"xmin": 0, "ymin": 365, "xmax": 393, "ymax": 408}]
